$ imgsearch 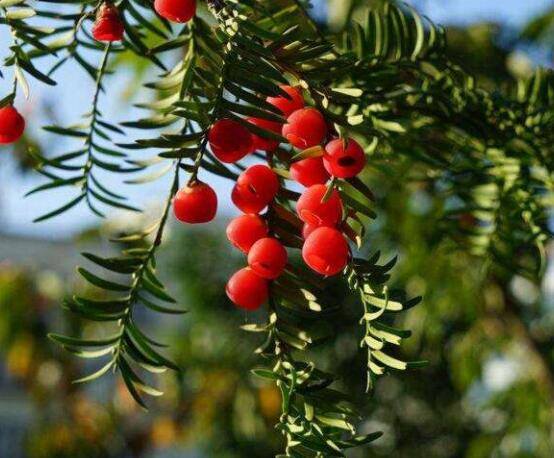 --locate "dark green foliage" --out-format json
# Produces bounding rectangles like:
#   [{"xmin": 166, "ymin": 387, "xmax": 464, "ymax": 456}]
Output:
[{"xmin": 2, "ymin": 0, "xmax": 552, "ymax": 456}]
